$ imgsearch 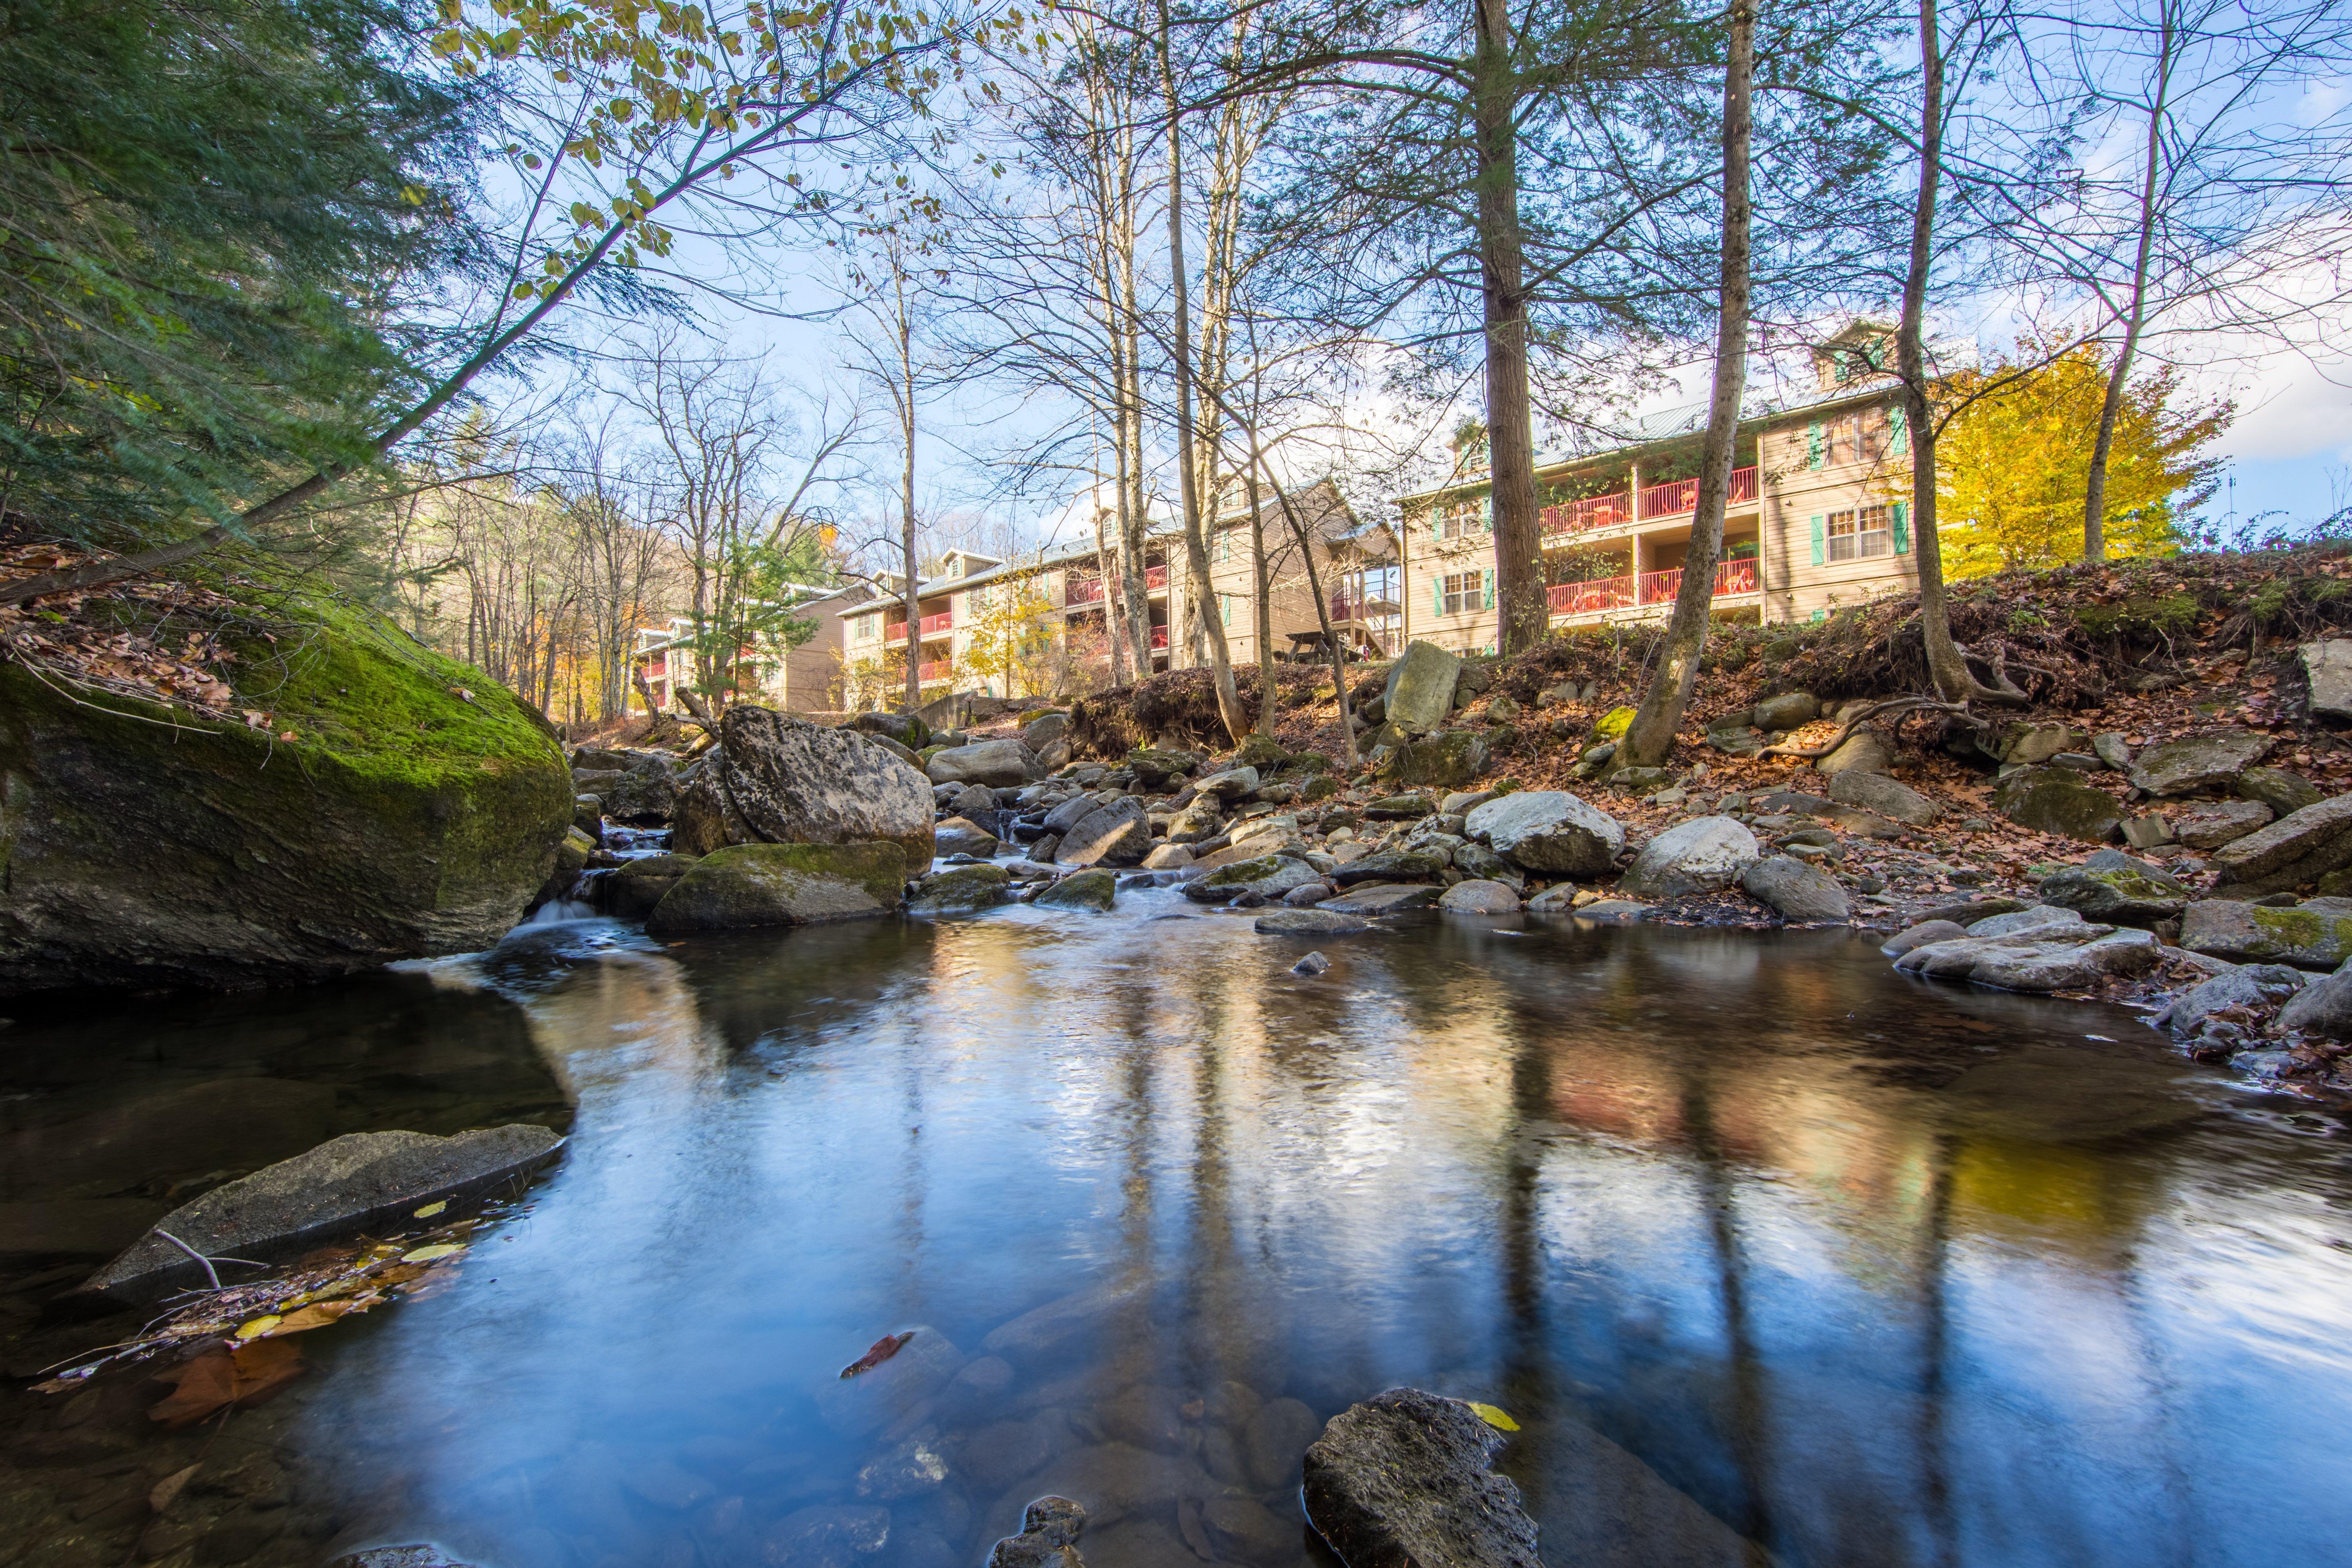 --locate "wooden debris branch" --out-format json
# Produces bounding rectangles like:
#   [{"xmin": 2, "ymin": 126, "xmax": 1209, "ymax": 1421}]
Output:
[{"xmin": 1755, "ymin": 696, "xmax": 1977, "ymax": 762}]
